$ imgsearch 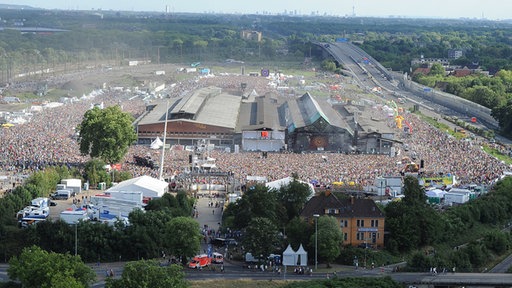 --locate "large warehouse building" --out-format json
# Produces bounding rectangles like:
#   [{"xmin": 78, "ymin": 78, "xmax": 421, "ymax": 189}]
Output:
[{"xmin": 136, "ymin": 86, "xmax": 397, "ymax": 154}]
